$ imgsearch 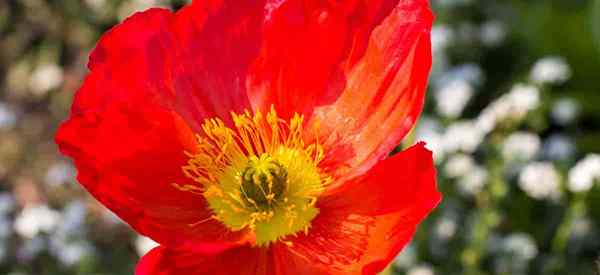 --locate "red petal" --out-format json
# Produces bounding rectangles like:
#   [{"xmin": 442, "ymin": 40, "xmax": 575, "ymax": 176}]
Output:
[
  {"xmin": 310, "ymin": 0, "xmax": 434, "ymax": 182},
  {"xmin": 167, "ymin": 1, "xmax": 267, "ymax": 128},
  {"xmin": 135, "ymin": 245, "xmax": 329, "ymax": 275},
  {"xmin": 86, "ymin": 2, "xmax": 266, "ymax": 130},
  {"xmin": 135, "ymin": 246, "xmax": 262, "ymax": 275},
  {"xmin": 247, "ymin": 0, "xmax": 400, "ymax": 119},
  {"xmin": 56, "ymin": 7, "xmax": 258, "ymax": 248},
  {"xmin": 285, "ymin": 143, "xmax": 441, "ymax": 274}
]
